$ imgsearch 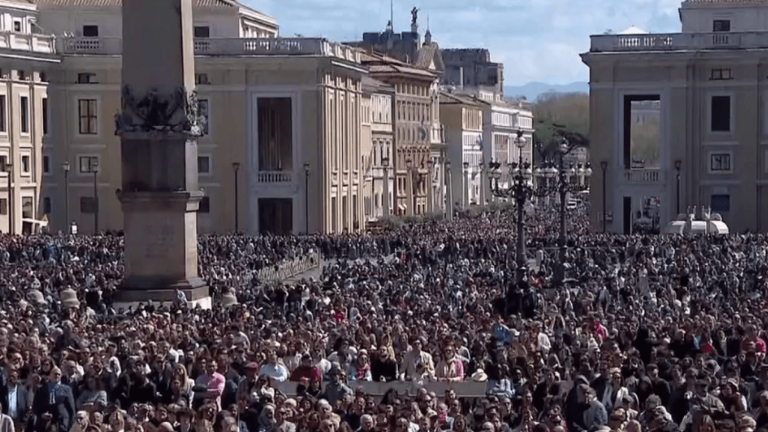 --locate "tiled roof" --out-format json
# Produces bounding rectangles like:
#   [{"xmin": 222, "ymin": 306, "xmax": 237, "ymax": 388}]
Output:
[{"xmin": 30, "ymin": 0, "xmax": 238, "ymax": 6}]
